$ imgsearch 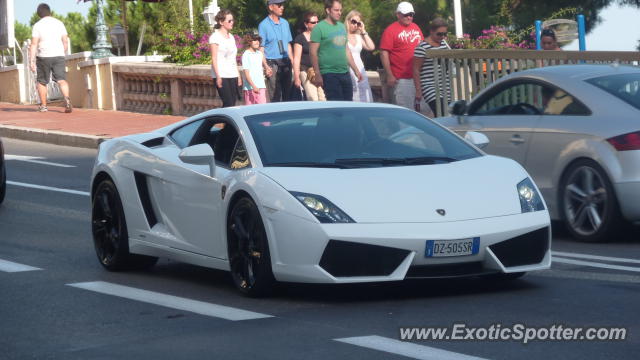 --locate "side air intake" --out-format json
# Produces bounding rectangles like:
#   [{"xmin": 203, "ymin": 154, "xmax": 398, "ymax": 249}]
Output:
[{"xmin": 133, "ymin": 172, "xmax": 158, "ymax": 228}]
